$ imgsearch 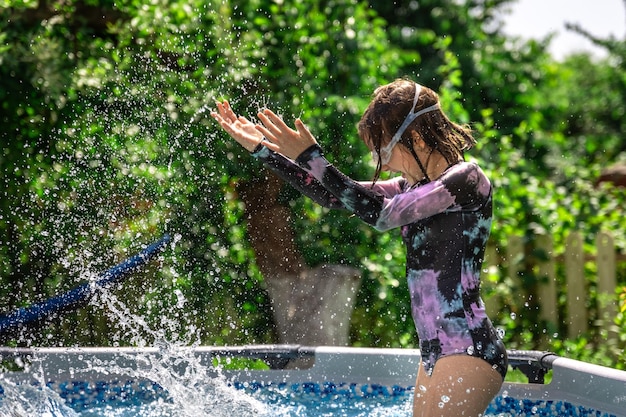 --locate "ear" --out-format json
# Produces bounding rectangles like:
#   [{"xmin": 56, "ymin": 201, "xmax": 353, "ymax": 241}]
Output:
[{"xmin": 411, "ymin": 131, "xmax": 426, "ymax": 149}]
